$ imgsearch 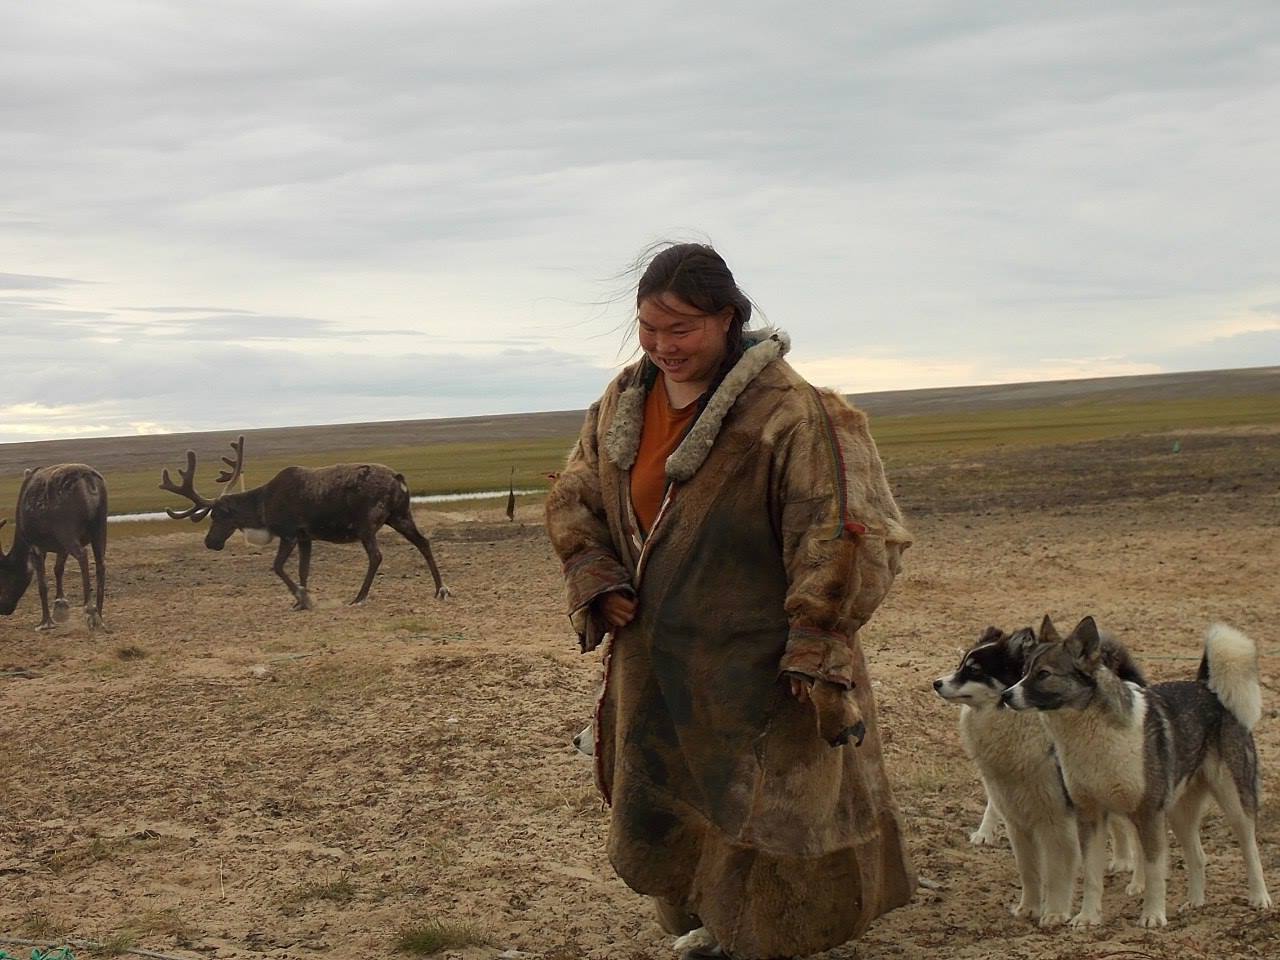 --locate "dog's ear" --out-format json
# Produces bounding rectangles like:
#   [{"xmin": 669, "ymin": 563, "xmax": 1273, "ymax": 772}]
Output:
[
  {"xmin": 1007, "ymin": 627, "xmax": 1037, "ymax": 655},
  {"xmin": 1067, "ymin": 616, "xmax": 1102, "ymax": 666},
  {"xmin": 1039, "ymin": 614, "xmax": 1062, "ymax": 644},
  {"xmin": 978, "ymin": 625, "xmax": 1006, "ymax": 644},
  {"xmin": 1106, "ymin": 640, "xmax": 1148, "ymax": 687}
]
